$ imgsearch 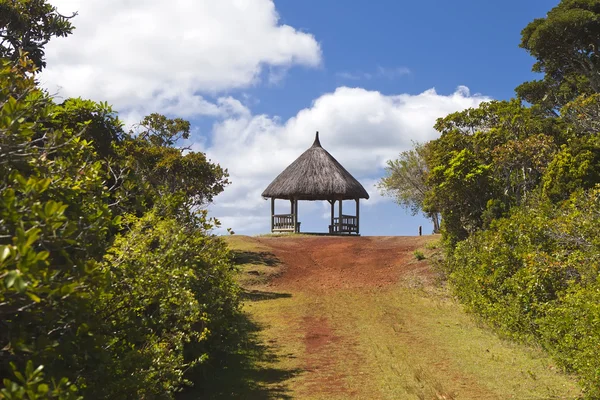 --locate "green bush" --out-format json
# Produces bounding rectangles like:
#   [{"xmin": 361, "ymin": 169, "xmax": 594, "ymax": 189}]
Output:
[
  {"xmin": 81, "ymin": 208, "xmax": 239, "ymax": 398},
  {"xmin": 413, "ymin": 250, "xmax": 426, "ymax": 261},
  {"xmin": 446, "ymin": 188, "xmax": 600, "ymax": 396},
  {"xmin": 1, "ymin": 56, "xmax": 240, "ymax": 398},
  {"xmin": 1, "ymin": 361, "xmax": 80, "ymax": 400}
]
